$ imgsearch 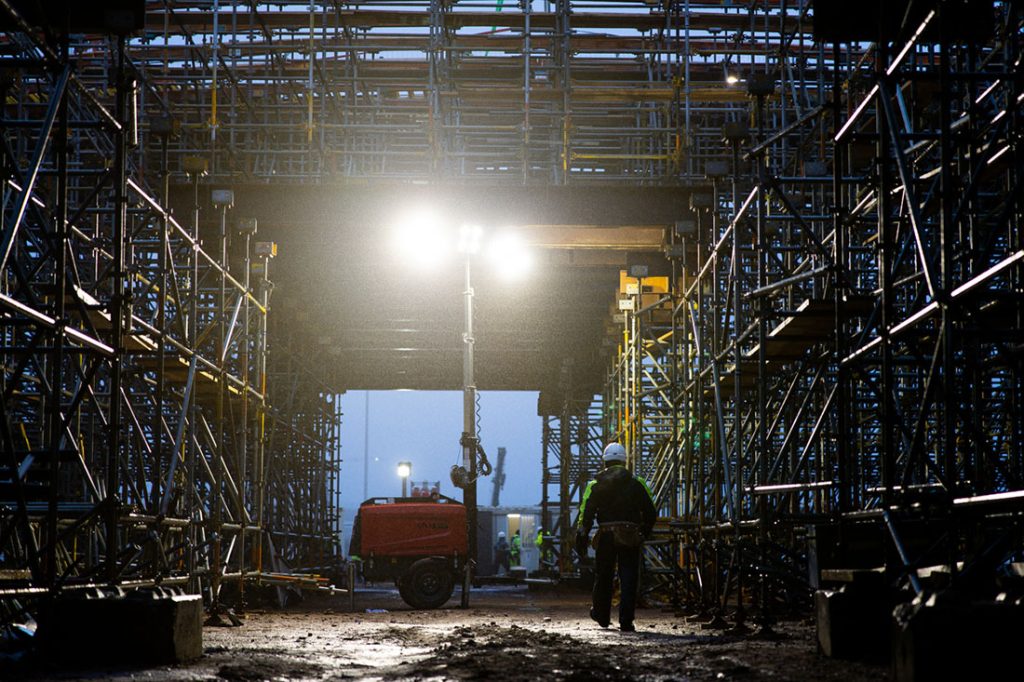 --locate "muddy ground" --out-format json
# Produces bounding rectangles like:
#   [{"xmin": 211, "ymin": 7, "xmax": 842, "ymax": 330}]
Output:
[{"xmin": 8, "ymin": 585, "xmax": 886, "ymax": 681}]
